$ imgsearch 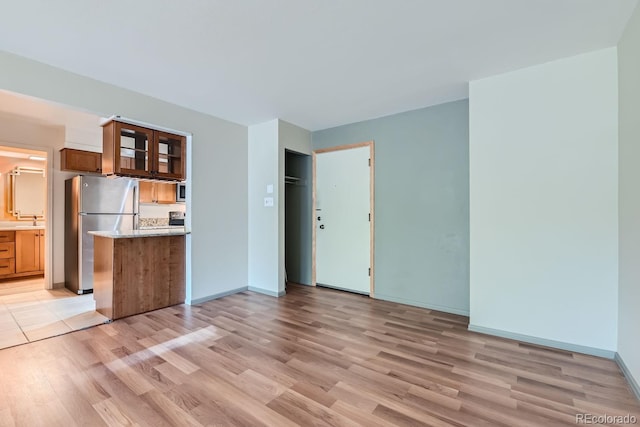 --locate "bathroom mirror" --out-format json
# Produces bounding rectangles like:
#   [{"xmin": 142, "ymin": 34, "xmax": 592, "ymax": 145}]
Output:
[{"xmin": 8, "ymin": 167, "xmax": 45, "ymax": 219}]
